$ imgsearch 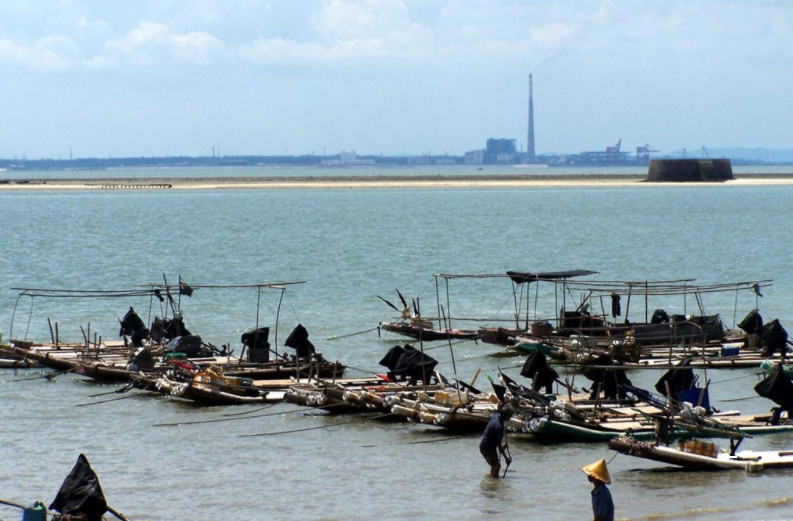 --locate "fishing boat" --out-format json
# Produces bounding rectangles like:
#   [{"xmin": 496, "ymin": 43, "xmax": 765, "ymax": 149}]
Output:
[
  {"xmin": 378, "ymin": 321, "xmax": 479, "ymax": 342},
  {"xmin": 517, "ymin": 357, "xmax": 793, "ymax": 443},
  {"xmin": 3, "ymin": 282, "xmax": 345, "ymax": 387},
  {"xmin": 149, "ymin": 363, "xmax": 286, "ymax": 405},
  {"xmin": 286, "ymin": 344, "xmax": 445, "ymax": 414},
  {"xmin": 0, "ymin": 355, "xmax": 39, "ymax": 368},
  {"xmin": 509, "ymin": 278, "xmax": 780, "ymax": 367},
  {"xmin": 609, "ymin": 436, "xmax": 793, "ymax": 472},
  {"xmin": 376, "ymin": 288, "xmax": 480, "ymax": 342}
]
